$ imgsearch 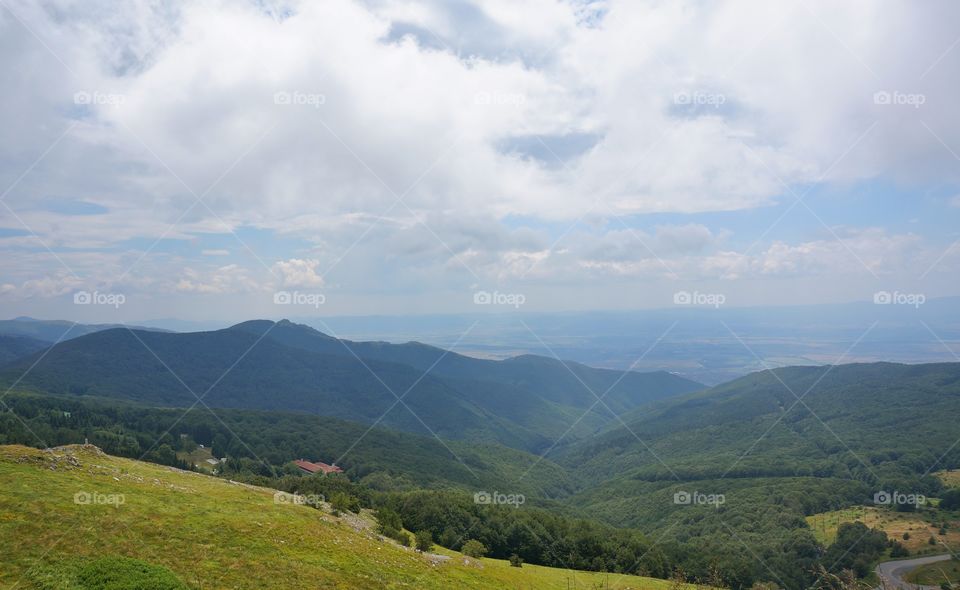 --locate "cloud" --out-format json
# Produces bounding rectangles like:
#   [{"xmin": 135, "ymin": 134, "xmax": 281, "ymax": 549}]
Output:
[
  {"xmin": 175, "ymin": 265, "xmax": 263, "ymax": 294},
  {"xmin": 273, "ymin": 258, "xmax": 324, "ymax": 287},
  {"xmin": 0, "ymin": 0, "xmax": 958, "ymax": 313}
]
